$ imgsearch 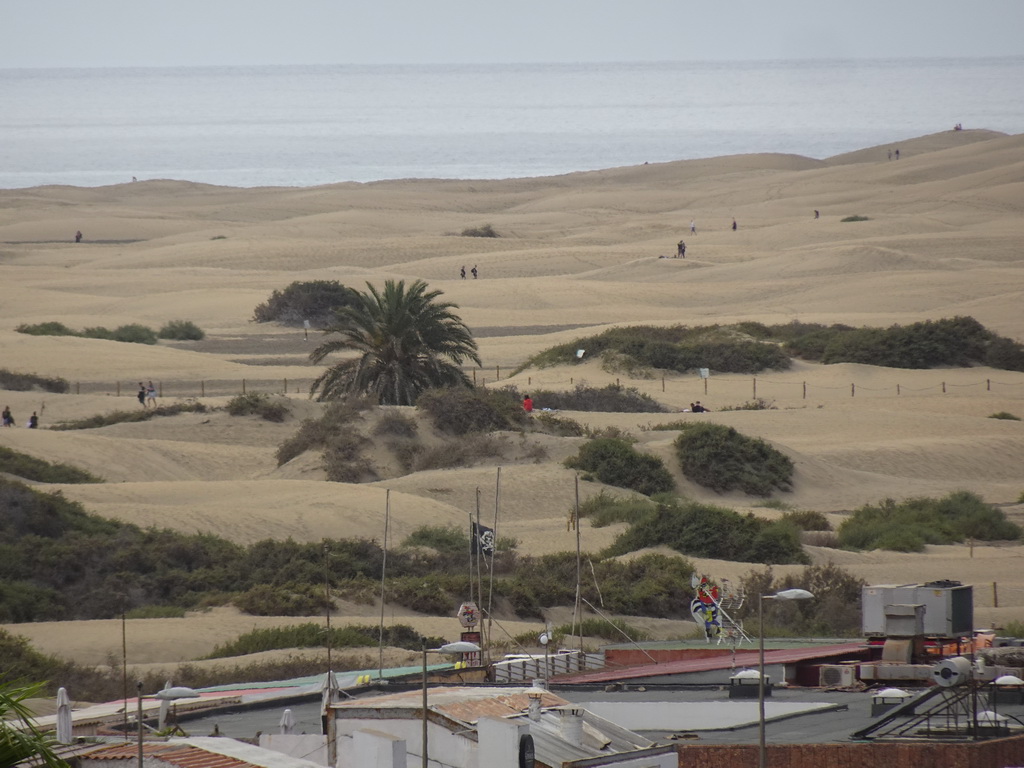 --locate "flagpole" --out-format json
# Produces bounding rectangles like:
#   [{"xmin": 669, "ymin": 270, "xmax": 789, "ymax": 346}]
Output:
[
  {"xmin": 486, "ymin": 466, "xmax": 501, "ymax": 664},
  {"xmin": 475, "ymin": 488, "xmax": 484, "ymax": 651},
  {"xmin": 468, "ymin": 512, "xmax": 475, "ymax": 607},
  {"xmin": 573, "ymin": 474, "xmax": 583, "ymax": 652},
  {"xmin": 378, "ymin": 489, "xmax": 390, "ymax": 680}
]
